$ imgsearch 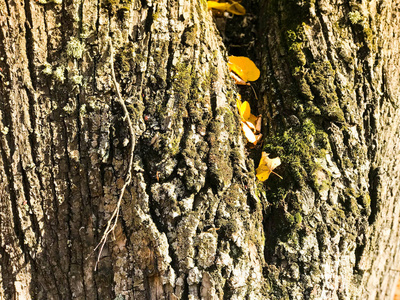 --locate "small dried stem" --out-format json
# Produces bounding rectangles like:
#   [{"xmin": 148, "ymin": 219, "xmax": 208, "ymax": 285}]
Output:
[
  {"xmin": 271, "ymin": 171, "xmax": 283, "ymax": 180},
  {"xmin": 250, "ymin": 84, "xmax": 258, "ymax": 100},
  {"xmin": 93, "ymin": 39, "xmax": 136, "ymax": 270}
]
